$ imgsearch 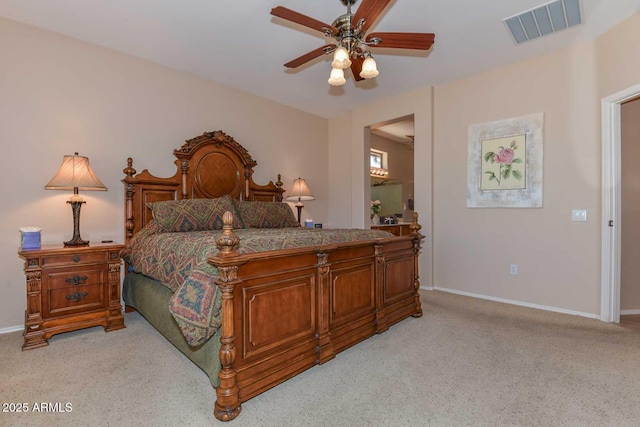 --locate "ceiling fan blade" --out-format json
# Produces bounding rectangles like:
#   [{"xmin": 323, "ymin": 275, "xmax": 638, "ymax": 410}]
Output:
[
  {"xmin": 271, "ymin": 6, "xmax": 339, "ymax": 35},
  {"xmin": 284, "ymin": 44, "xmax": 336, "ymax": 68},
  {"xmin": 352, "ymin": 0, "xmax": 391, "ymax": 34},
  {"xmin": 366, "ymin": 32, "xmax": 435, "ymax": 50},
  {"xmin": 350, "ymin": 54, "xmax": 365, "ymax": 82}
]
